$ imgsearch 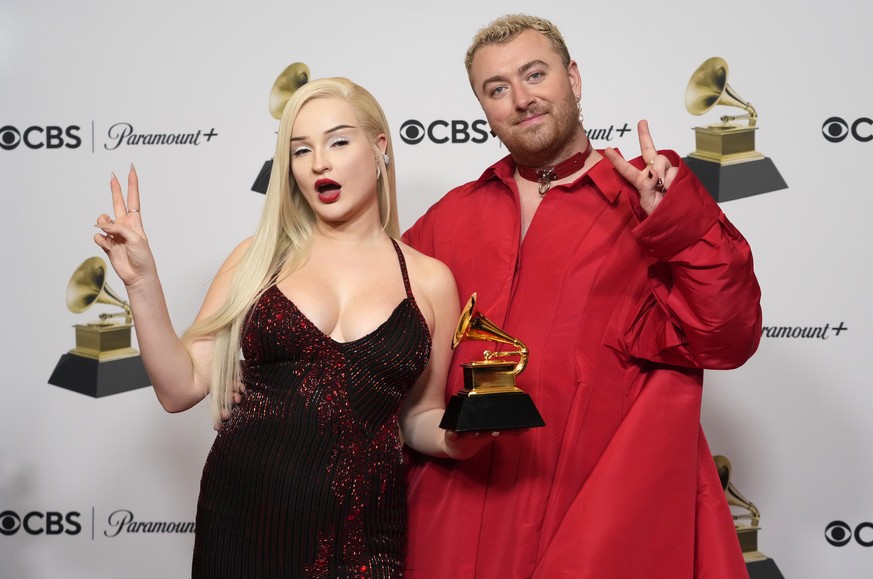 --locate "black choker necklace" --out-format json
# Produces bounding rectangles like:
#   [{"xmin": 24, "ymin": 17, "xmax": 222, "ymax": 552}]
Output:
[{"xmin": 517, "ymin": 144, "xmax": 593, "ymax": 195}]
